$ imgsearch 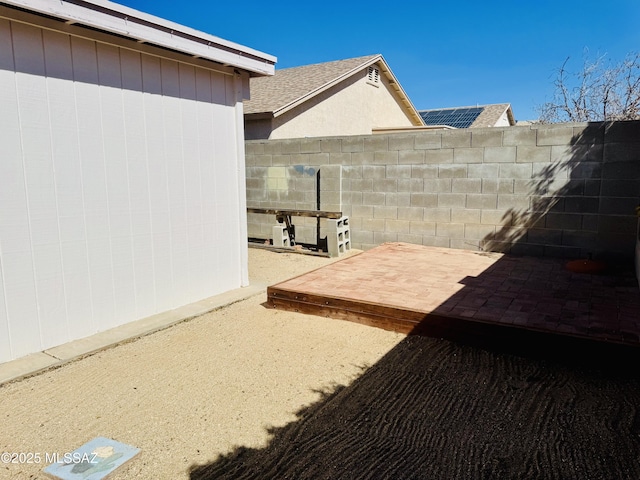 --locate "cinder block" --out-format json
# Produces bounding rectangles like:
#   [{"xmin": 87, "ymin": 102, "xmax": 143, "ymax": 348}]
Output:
[
  {"xmin": 364, "ymin": 135, "xmax": 389, "ymax": 152},
  {"xmin": 374, "ymin": 231, "xmax": 398, "ymax": 244},
  {"xmin": 329, "ymin": 152, "xmax": 352, "ymax": 164},
  {"xmin": 399, "ymin": 150, "xmax": 426, "ymax": 164},
  {"xmin": 564, "ymin": 197, "xmax": 600, "ymax": 214},
  {"xmin": 352, "ymin": 230, "xmax": 374, "ymax": 244},
  {"xmin": 450, "ymin": 208, "xmax": 481, "ymax": 224},
  {"xmin": 385, "ymin": 192, "xmax": 411, "ymax": 207},
  {"xmin": 484, "ymin": 146, "xmax": 516, "ymax": 163},
  {"xmin": 415, "ymin": 132, "xmax": 442, "ymax": 149},
  {"xmin": 569, "ymin": 162, "xmax": 604, "ymax": 179},
  {"xmin": 425, "ymin": 149, "xmax": 454, "ymax": 164},
  {"xmin": 397, "ymin": 207, "xmax": 424, "ymax": 221},
  {"xmin": 281, "ymin": 140, "xmax": 301, "ymax": 154},
  {"xmin": 503, "ymin": 127, "xmax": 537, "ymax": 146},
  {"xmin": 499, "ymin": 163, "xmax": 533, "ymax": 179},
  {"xmin": 472, "ymin": 129, "xmax": 503, "ymax": 147},
  {"xmin": 363, "ymin": 165, "xmax": 386, "ymax": 179},
  {"xmin": 342, "ymin": 166, "xmax": 363, "ymax": 179},
  {"xmin": 536, "ymin": 126, "xmax": 575, "ymax": 146},
  {"xmin": 442, "ymin": 131, "xmax": 471, "ymax": 148},
  {"xmin": 496, "ymin": 194, "xmax": 530, "ymax": 210},
  {"xmin": 453, "ymin": 148, "xmax": 483, "ymax": 164},
  {"xmin": 544, "ymin": 212, "xmax": 583, "ymax": 230},
  {"xmin": 436, "ymin": 222, "xmax": 465, "ymax": 238},
  {"xmin": 351, "ymin": 205, "xmax": 374, "ymax": 217},
  {"xmin": 438, "ymin": 165, "xmax": 467, "ymax": 178},
  {"xmin": 362, "ymin": 217, "xmax": 386, "ymax": 231},
  {"xmin": 272, "ymin": 224, "xmax": 290, "ymax": 247},
  {"xmin": 516, "ymin": 145, "xmax": 551, "ymax": 163},
  {"xmin": 600, "ymin": 179, "xmax": 639, "ymax": 196},
  {"xmin": 397, "ymin": 233, "xmax": 425, "ymax": 245},
  {"xmin": 466, "ymin": 194, "xmax": 498, "ymax": 209},
  {"xmin": 385, "ymin": 219, "xmax": 411, "ymax": 234},
  {"xmin": 373, "ymin": 178, "xmax": 398, "ymax": 192},
  {"xmin": 409, "ymin": 221, "xmax": 436, "ymax": 235},
  {"xmin": 603, "ymin": 122, "xmax": 640, "ymax": 143},
  {"xmin": 386, "ymin": 165, "xmax": 412, "ymax": 178},
  {"xmin": 527, "ymin": 228, "xmax": 562, "ymax": 245},
  {"xmin": 483, "ymin": 178, "xmax": 515, "ymax": 194},
  {"xmin": 480, "ymin": 209, "xmax": 512, "ymax": 226},
  {"xmin": 573, "ymin": 123, "xmax": 605, "ymax": 144},
  {"xmin": 308, "ymin": 153, "xmax": 330, "ymax": 165},
  {"xmin": 373, "ymin": 151, "xmax": 399, "ymax": 165},
  {"xmin": 599, "ymin": 197, "xmax": 639, "ymax": 215},
  {"xmin": 450, "ymin": 238, "xmax": 482, "ymax": 251},
  {"xmin": 245, "ymin": 141, "xmax": 266, "ymax": 155},
  {"xmin": 452, "ymin": 178, "xmax": 482, "ymax": 193},
  {"xmin": 318, "ymin": 138, "xmax": 341, "ymax": 153},
  {"xmin": 397, "ymin": 178, "xmax": 424, "ymax": 193},
  {"xmin": 362, "ymin": 192, "xmax": 386, "ymax": 205},
  {"xmin": 438, "ymin": 193, "xmax": 467, "ymax": 208},
  {"xmin": 410, "ymin": 193, "xmax": 438, "ymax": 207},
  {"xmin": 411, "ymin": 165, "xmax": 438, "ymax": 178},
  {"xmin": 300, "ymin": 138, "xmax": 321, "ymax": 153},
  {"xmin": 422, "ymin": 236, "xmax": 451, "ymax": 247},
  {"xmin": 464, "ymin": 223, "xmax": 495, "ymax": 240},
  {"xmin": 468, "ymin": 163, "xmax": 500, "ymax": 179},
  {"xmin": 341, "ymin": 136, "xmax": 364, "ymax": 153},
  {"xmin": 423, "ymin": 179, "xmax": 452, "ymax": 193},
  {"xmin": 389, "ymin": 135, "xmax": 415, "ymax": 151},
  {"xmin": 423, "ymin": 208, "xmax": 451, "ymax": 222},
  {"xmin": 351, "ymin": 152, "xmax": 375, "ymax": 165},
  {"xmin": 350, "ymin": 178, "xmax": 373, "ymax": 192},
  {"xmin": 373, "ymin": 206, "xmax": 398, "ymax": 219},
  {"xmin": 326, "ymin": 216, "xmax": 351, "ymax": 257}
]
